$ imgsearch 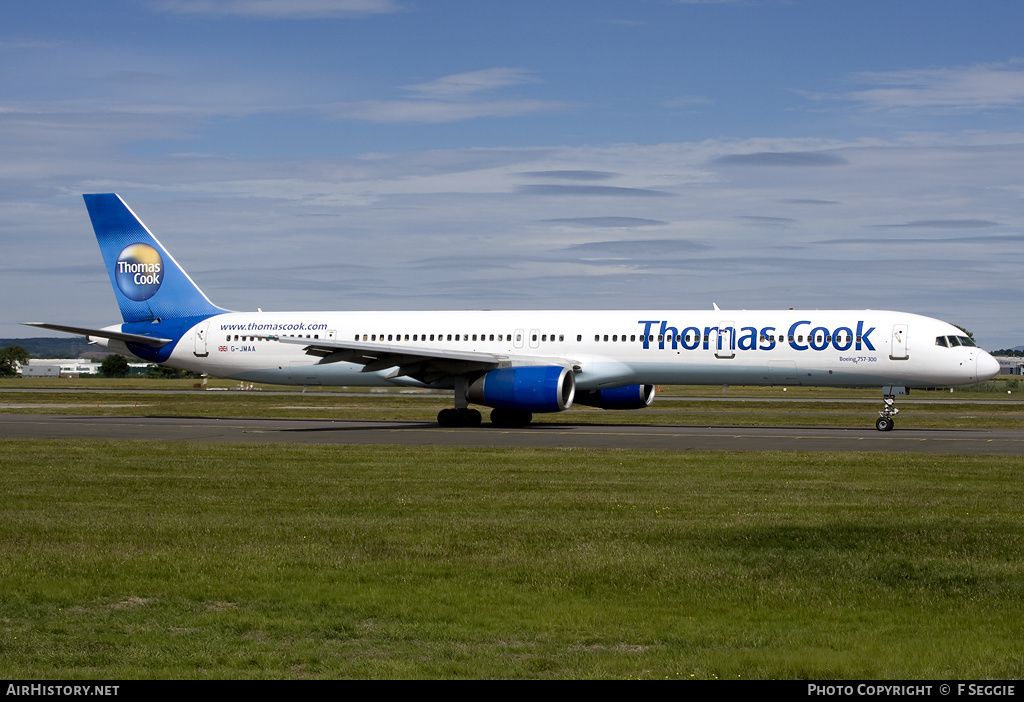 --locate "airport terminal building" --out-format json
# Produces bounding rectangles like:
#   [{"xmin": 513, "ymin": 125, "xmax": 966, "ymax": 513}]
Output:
[{"xmin": 996, "ymin": 357, "xmax": 1024, "ymax": 375}]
